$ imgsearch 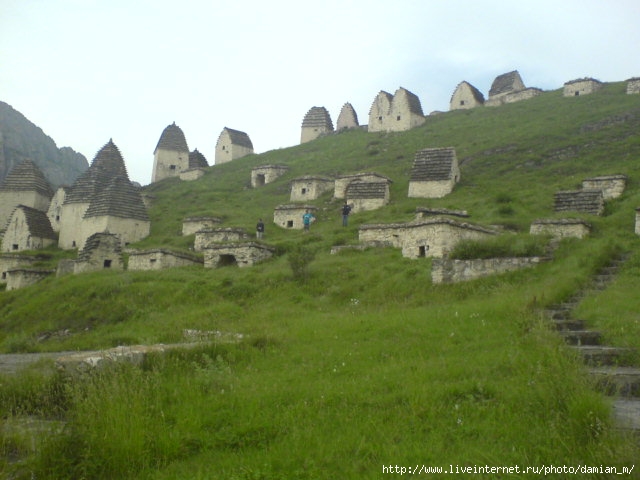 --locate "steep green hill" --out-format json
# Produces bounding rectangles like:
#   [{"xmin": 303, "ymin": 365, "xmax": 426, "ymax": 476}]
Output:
[{"xmin": 1, "ymin": 83, "xmax": 640, "ymax": 478}]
